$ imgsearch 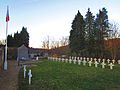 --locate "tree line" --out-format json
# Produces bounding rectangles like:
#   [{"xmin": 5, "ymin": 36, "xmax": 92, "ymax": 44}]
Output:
[
  {"xmin": 7, "ymin": 27, "xmax": 29, "ymax": 47},
  {"xmin": 69, "ymin": 7, "xmax": 120, "ymax": 59}
]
